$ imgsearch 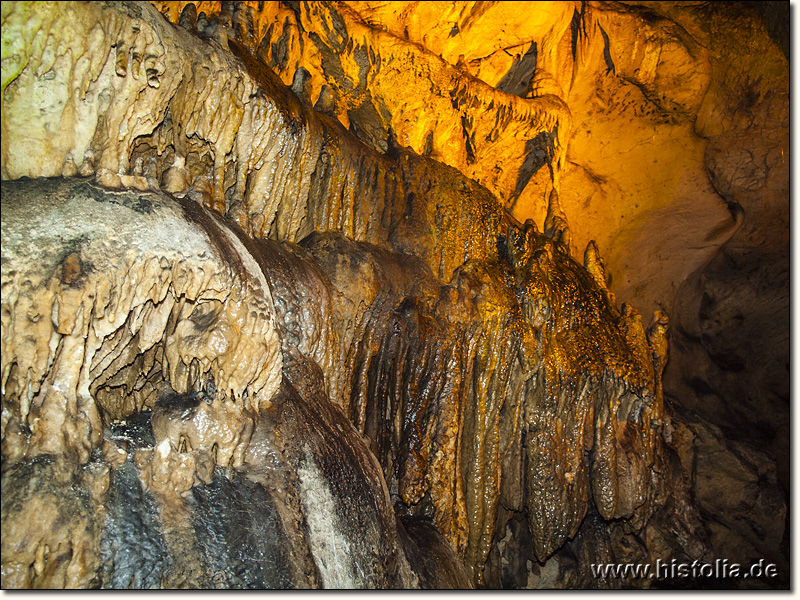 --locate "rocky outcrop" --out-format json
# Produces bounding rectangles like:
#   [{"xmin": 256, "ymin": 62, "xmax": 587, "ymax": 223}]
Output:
[
  {"xmin": 0, "ymin": 179, "xmax": 418, "ymax": 588},
  {"xmin": 1, "ymin": 177, "xmax": 281, "ymax": 468}
]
